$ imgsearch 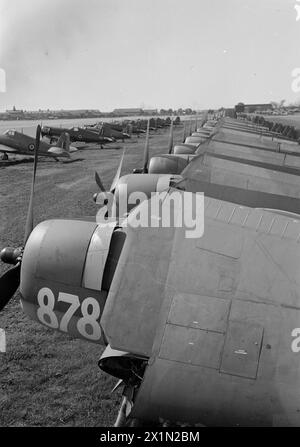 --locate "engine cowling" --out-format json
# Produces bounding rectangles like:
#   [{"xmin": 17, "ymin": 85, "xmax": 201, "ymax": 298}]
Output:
[
  {"xmin": 192, "ymin": 131, "xmax": 211, "ymax": 137},
  {"xmin": 112, "ymin": 173, "xmax": 183, "ymax": 216},
  {"xmin": 148, "ymin": 154, "xmax": 189, "ymax": 175},
  {"xmin": 185, "ymin": 135, "xmax": 208, "ymax": 145},
  {"xmin": 20, "ymin": 219, "xmax": 126, "ymax": 345},
  {"xmin": 173, "ymin": 144, "xmax": 197, "ymax": 155}
]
